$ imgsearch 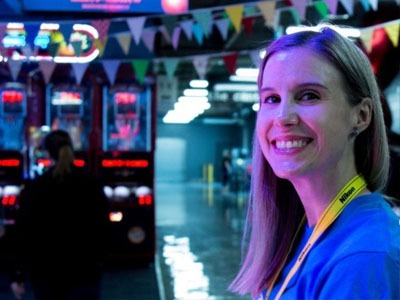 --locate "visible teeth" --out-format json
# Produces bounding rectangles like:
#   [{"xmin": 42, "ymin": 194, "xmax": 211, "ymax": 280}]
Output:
[{"xmin": 276, "ymin": 140, "xmax": 308, "ymax": 149}]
